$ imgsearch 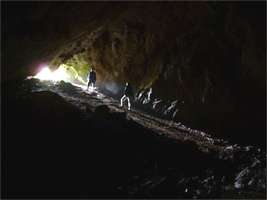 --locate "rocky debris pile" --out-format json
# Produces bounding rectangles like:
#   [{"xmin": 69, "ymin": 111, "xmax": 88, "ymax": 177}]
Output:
[
  {"xmin": 116, "ymin": 148, "xmax": 266, "ymax": 199},
  {"xmin": 13, "ymin": 78, "xmax": 266, "ymax": 199},
  {"xmin": 232, "ymin": 146, "xmax": 266, "ymax": 192},
  {"xmin": 134, "ymin": 88, "xmax": 181, "ymax": 121},
  {"xmin": 118, "ymin": 147, "xmax": 266, "ymax": 199},
  {"xmin": 134, "ymin": 88, "xmax": 228, "ymax": 147}
]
